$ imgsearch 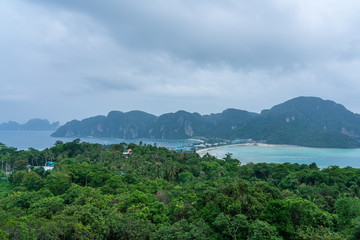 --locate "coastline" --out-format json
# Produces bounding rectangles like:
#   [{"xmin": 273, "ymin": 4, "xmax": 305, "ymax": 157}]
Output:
[
  {"xmin": 196, "ymin": 143, "xmax": 309, "ymax": 156},
  {"xmin": 188, "ymin": 138, "xmax": 204, "ymax": 143}
]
